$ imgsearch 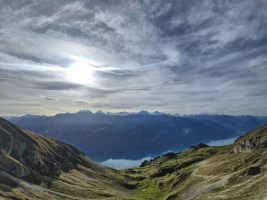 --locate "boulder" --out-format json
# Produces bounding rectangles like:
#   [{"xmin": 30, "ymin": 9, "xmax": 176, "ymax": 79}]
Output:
[{"xmin": 247, "ymin": 166, "xmax": 261, "ymax": 175}]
